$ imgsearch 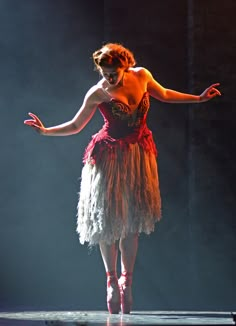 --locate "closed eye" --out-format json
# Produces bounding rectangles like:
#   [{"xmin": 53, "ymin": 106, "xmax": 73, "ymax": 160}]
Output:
[{"xmin": 104, "ymin": 73, "xmax": 117, "ymax": 78}]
